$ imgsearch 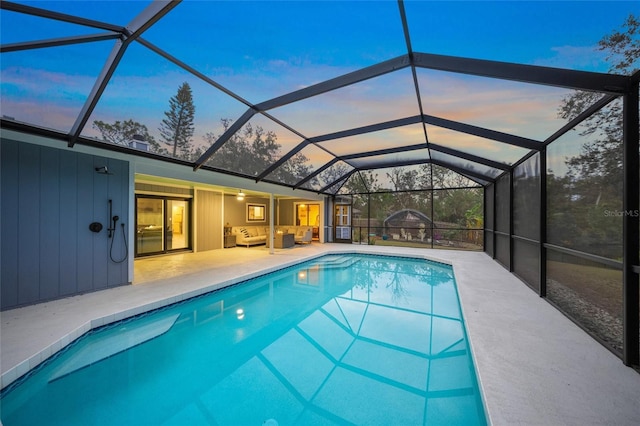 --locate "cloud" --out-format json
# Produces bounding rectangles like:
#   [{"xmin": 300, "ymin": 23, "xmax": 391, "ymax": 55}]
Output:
[
  {"xmin": 1, "ymin": 66, "xmax": 95, "ymax": 102},
  {"xmin": 1, "ymin": 98, "xmax": 78, "ymax": 132},
  {"xmin": 315, "ymin": 123, "xmax": 425, "ymax": 156},
  {"xmin": 0, "ymin": 66, "xmax": 97, "ymax": 131},
  {"xmin": 417, "ymin": 70, "xmax": 572, "ymax": 141},
  {"xmin": 266, "ymin": 68, "xmax": 420, "ymax": 137},
  {"xmin": 533, "ymin": 44, "xmax": 610, "ymax": 72},
  {"xmin": 426, "ymin": 126, "xmax": 530, "ymax": 165}
]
